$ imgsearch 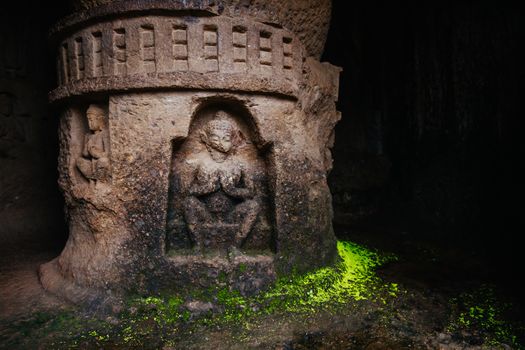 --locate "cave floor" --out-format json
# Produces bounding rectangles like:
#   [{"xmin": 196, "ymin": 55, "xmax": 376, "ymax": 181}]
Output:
[{"xmin": 0, "ymin": 223, "xmax": 523, "ymax": 349}]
